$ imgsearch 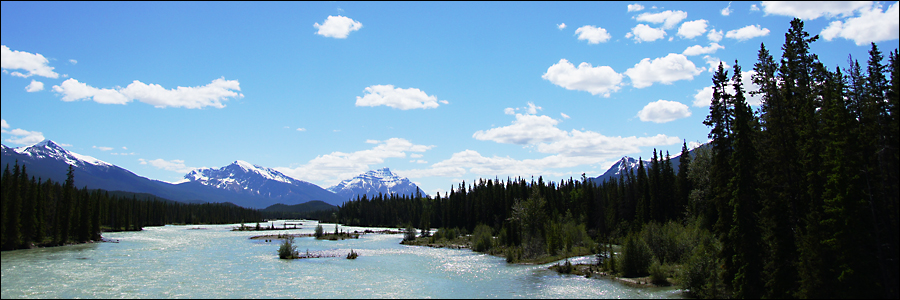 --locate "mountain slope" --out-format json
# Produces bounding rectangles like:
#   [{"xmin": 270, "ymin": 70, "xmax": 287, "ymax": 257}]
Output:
[
  {"xmin": 184, "ymin": 161, "xmax": 344, "ymax": 207},
  {"xmin": 328, "ymin": 167, "xmax": 425, "ymax": 201},
  {"xmin": 0, "ymin": 140, "xmax": 334, "ymax": 209}
]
